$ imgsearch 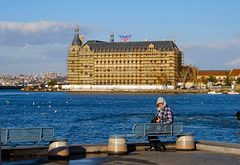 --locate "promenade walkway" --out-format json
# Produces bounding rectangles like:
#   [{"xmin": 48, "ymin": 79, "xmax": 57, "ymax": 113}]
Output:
[{"xmin": 2, "ymin": 140, "xmax": 240, "ymax": 164}]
